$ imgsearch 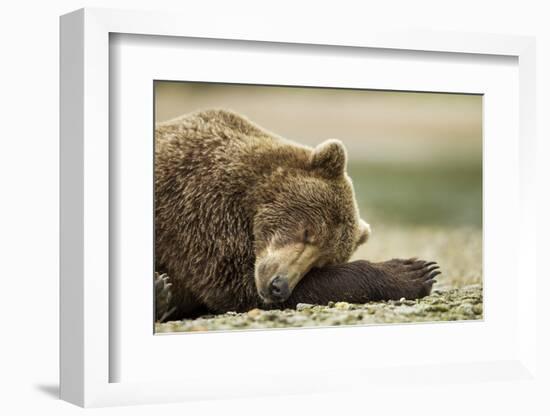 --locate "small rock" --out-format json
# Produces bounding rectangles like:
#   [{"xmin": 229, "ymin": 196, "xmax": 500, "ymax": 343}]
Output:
[
  {"xmin": 296, "ymin": 303, "xmax": 314, "ymax": 311},
  {"xmin": 344, "ymin": 313, "xmax": 363, "ymax": 323},
  {"xmin": 456, "ymin": 303, "xmax": 475, "ymax": 316},
  {"xmin": 247, "ymin": 308, "xmax": 262, "ymax": 318},
  {"xmin": 261, "ymin": 312, "xmax": 279, "ymax": 321},
  {"xmin": 276, "ymin": 317, "xmax": 288, "ymax": 325},
  {"xmin": 290, "ymin": 315, "xmax": 309, "ymax": 324},
  {"xmin": 334, "ymin": 302, "xmax": 351, "ymax": 310},
  {"xmin": 395, "ymin": 306, "xmax": 417, "ymax": 316},
  {"xmin": 189, "ymin": 325, "xmax": 208, "ymax": 331},
  {"xmin": 425, "ymin": 304, "xmax": 450, "ymax": 312}
]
